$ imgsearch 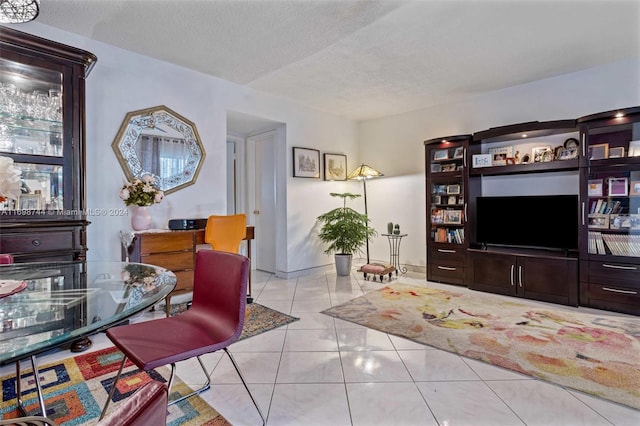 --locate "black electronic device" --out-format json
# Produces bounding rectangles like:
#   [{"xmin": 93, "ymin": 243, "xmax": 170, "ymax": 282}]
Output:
[
  {"xmin": 168, "ymin": 218, "xmax": 208, "ymax": 230},
  {"xmin": 475, "ymin": 195, "xmax": 579, "ymax": 252}
]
